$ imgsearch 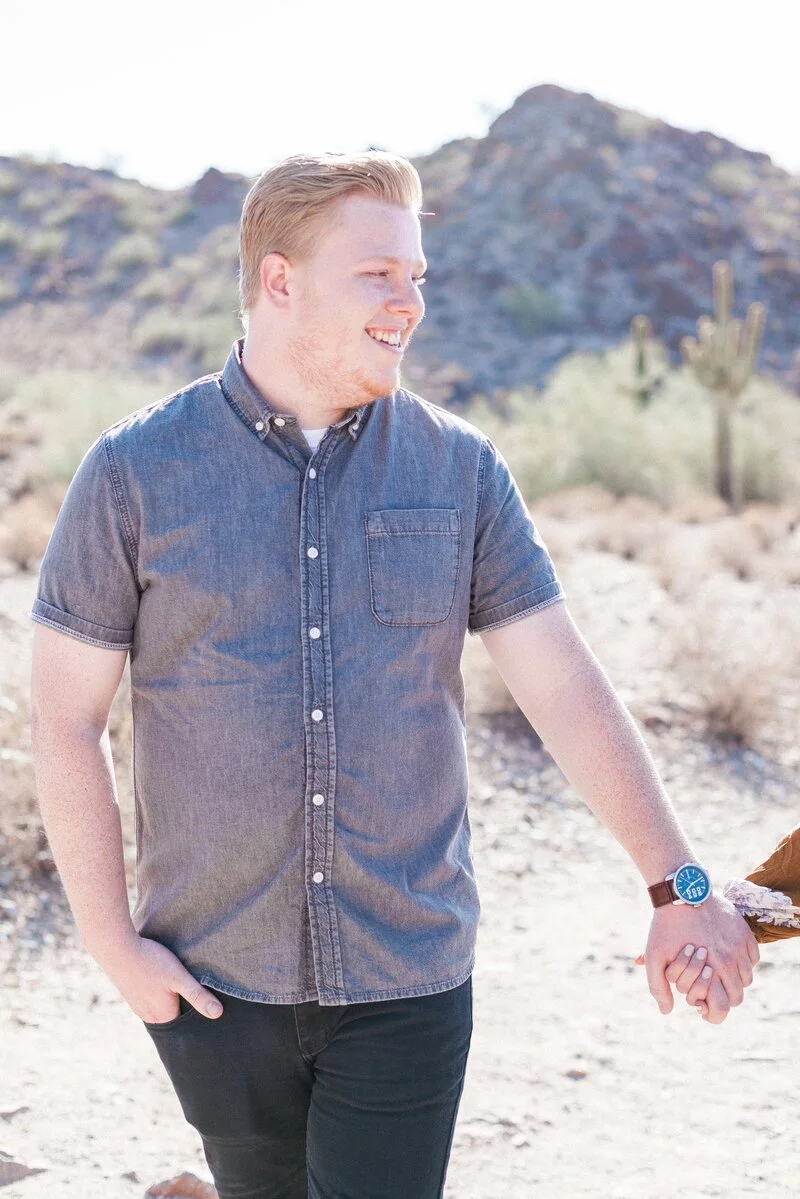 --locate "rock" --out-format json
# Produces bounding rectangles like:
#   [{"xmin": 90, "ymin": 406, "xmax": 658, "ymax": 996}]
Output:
[
  {"xmin": 146, "ymin": 1172, "xmax": 218, "ymax": 1197},
  {"xmin": 0, "ymin": 1104, "xmax": 29, "ymax": 1120},
  {"xmin": 0, "ymin": 1152, "xmax": 46, "ymax": 1186}
]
